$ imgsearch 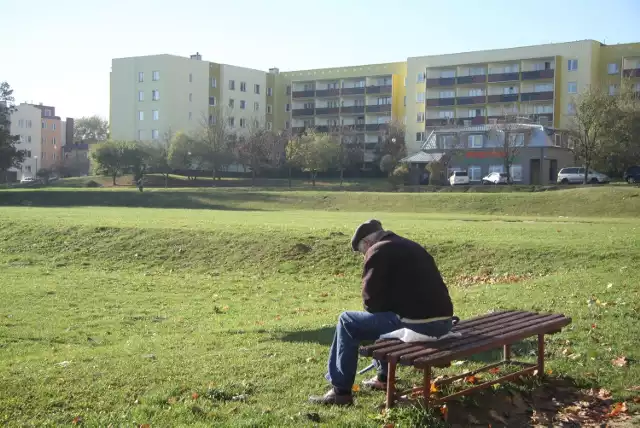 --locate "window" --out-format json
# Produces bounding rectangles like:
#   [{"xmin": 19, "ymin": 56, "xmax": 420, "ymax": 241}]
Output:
[
  {"xmin": 355, "ymin": 80, "xmax": 365, "ymax": 88},
  {"xmin": 42, "ymin": 121, "xmax": 46, "ymax": 129},
  {"xmin": 27, "ymin": 136, "xmax": 31, "ymax": 143},
  {"xmin": 417, "ymin": 112, "xmax": 425, "ymax": 122},
  {"xmin": 229, "ymin": 80, "xmax": 235, "ymax": 90},
  {"xmin": 468, "ymin": 166, "xmax": 482, "ymax": 181},
  {"xmin": 417, "ymin": 72, "xmax": 425, "ymax": 83},
  {"xmin": 267, "ymin": 87, "xmax": 273, "ymax": 96},
  {"xmin": 42, "ymin": 136, "xmax": 46, "ymax": 143},
  {"xmin": 439, "ymin": 90, "xmax": 455, "ymax": 98},
  {"xmin": 377, "ymin": 96, "xmax": 391, "ymax": 105},
  {"xmin": 468, "ymin": 88, "xmax": 484, "ymax": 96},
  {"xmin": 27, "ymin": 120, "xmax": 32, "ymax": 128},
  {"xmin": 508, "ymin": 133, "xmax": 525, "ymax": 146},
  {"xmin": 52, "ymin": 123, "xmax": 56, "ymax": 130},
  {"xmin": 239, "ymin": 100, "xmax": 246, "ymax": 110},
  {"xmin": 254, "ymin": 84, "xmax": 260, "ymax": 94},
  {"xmin": 469, "ymin": 108, "xmax": 485, "ymax": 117},
  {"xmin": 139, "ymin": 111, "xmax": 144, "ymax": 121},
  {"xmin": 503, "ymin": 86, "xmax": 517, "ymax": 94},
  {"xmin": 53, "ymin": 153, "xmax": 56, "ymax": 160},
  {"xmin": 609, "ymin": 84, "xmax": 618, "ymax": 95},
  {"xmin": 209, "ymin": 115, "xmax": 216, "ymax": 125},
  {"xmin": 138, "ymin": 91, "xmax": 144, "ymax": 101},
  {"xmin": 286, "ymin": 85, "xmax": 291, "ymax": 95},
  {"xmin": 567, "ymin": 102, "xmax": 576, "ymax": 114},
  {"xmin": 189, "ymin": 93, "xmax": 193, "ymax": 102},
  {"xmin": 416, "ymin": 132, "xmax": 425, "ymax": 141},
  {"xmin": 285, "ymin": 103, "xmax": 291, "ymax": 112},
  {"xmin": 152, "ymin": 90, "xmax": 159, "ymax": 101},
  {"xmin": 285, "ymin": 120, "xmax": 290, "ymax": 129},
  {"xmin": 470, "ymin": 67, "xmax": 485, "ymax": 76},
  {"xmin": 404, "ymin": 96, "xmax": 406, "ymax": 106},
  {"xmin": 240, "ymin": 82, "xmax": 246, "ymax": 92},
  {"xmin": 229, "ymin": 99, "xmax": 235, "ymax": 108},
  {"xmin": 138, "ymin": 72, "xmax": 144, "ymax": 82},
  {"xmin": 209, "ymin": 96, "xmax": 216, "ymax": 106},
  {"xmin": 189, "ymin": 73, "xmax": 192, "ymax": 83},
  {"xmin": 404, "ymin": 77, "xmax": 407, "ymax": 87},
  {"xmin": 607, "ymin": 63, "xmax": 619, "ymax": 74},
  {"xmin": 188, "ymin": 112, "xmax": 192, "ymax": 120},
  {"xmin": 568, "ymin": 82, "xmax": 577, "ymax": 94},
  {"xmin": 354, "ymin": 99, "xmax": 365, "ymax": 107},
  {"xmin": 138, "ymin": 130, "xmax": 144, "ymax": 140},
  {"xmin": 152, "ymin": 110, "xmax": 159, "ymax": 120},
  {"xmin": 240, "ymin": 118, "xmax": 246, "ymax": 128},
  {"xmin": 534, "ymin": 83, "xmax": 553, "ymax": 92},
  {"xmin": 26, "ymin": 150, "xmax": 32, "ymax": 158},
  {"xmin": 441, "ymin": 135, "xmax": 456, "ymax": 149},
  {"xmin": 152, "ymin": 129, "xmax": 159, "ymax": 140},
  {"xmin": 266, "ymin": 122, "xmax": 272, "ymax": 130},
  {"xmin": 468, "ymin": 134, "xmax": 483, "ymax": 148},
  {"xmin": 441, "ymin": 70, "xmax": 455, "ymax": 78},
  {"xmin": 228, "ymin": 117, "xmax": 235, "ymax": 127},
  {"xmin": 210, "ymin": 77, "xmax": 217, "ymax": 88},
  {"xmin": 510, "ymin": 164, "xmax": 523, "ymax": 181},
  {"xmin": 416, "ymin": 92, "xmax": 425, "ymax": 102},
  {"xmin": 153, "ymin": 71, "xmax": 159, "ymax": 81},
  {"xmin": 267, "ymin": 105, "xmax": 272, "ymax": 114},
  {"xmin": 568, "ymin": 59, "xmax": 578, "ymax": 71},
  {"xmin": 25, "ymin": 165, "xmax": 32, "ymax": 172},
  {"xmin": 489, "ymin": 164, "xmax": 504, "ymax": 173}
]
